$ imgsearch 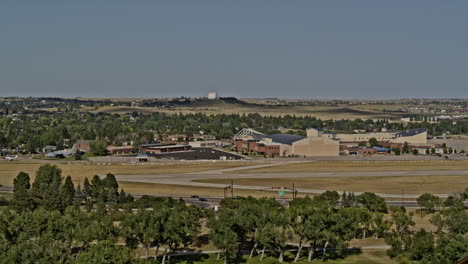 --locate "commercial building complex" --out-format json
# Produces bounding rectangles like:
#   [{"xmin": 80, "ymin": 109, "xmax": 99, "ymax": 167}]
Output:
[
  {"xmin": 335, "ymin": 128, "xmax": 428, "ymax": 144},
  {"xmin": 234, "ymin": 127, "xmax": 429, "ymax": 157}
]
